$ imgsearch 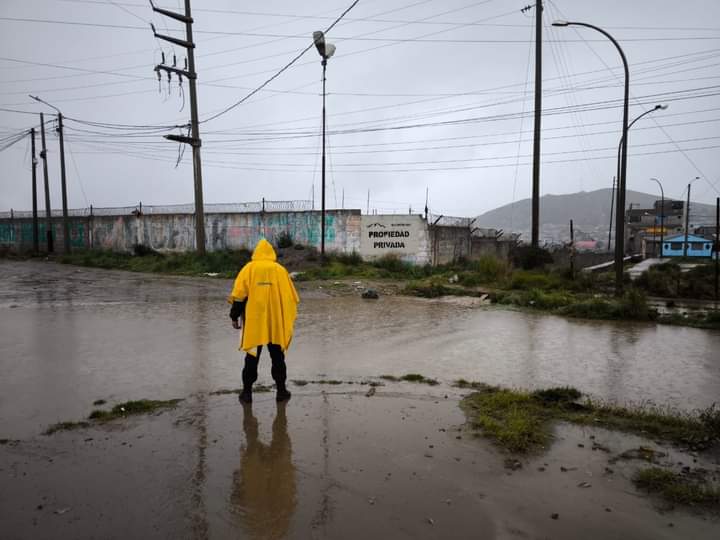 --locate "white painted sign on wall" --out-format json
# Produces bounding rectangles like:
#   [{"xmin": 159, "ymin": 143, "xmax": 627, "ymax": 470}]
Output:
[{"xmin": 359, "ymin": 215, "xmax": 424, "ymax": 258}]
